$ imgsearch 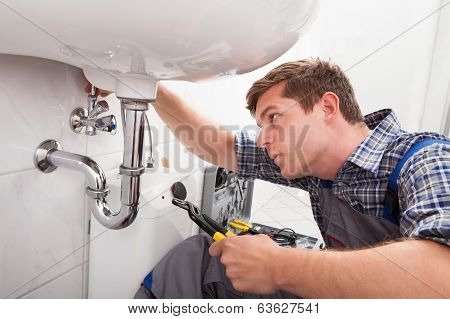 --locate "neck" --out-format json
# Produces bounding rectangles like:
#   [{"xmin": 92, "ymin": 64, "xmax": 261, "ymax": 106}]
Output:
[{"xmin": 317, "ymin": 122, "xmax": 371, "ymax": 180}]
